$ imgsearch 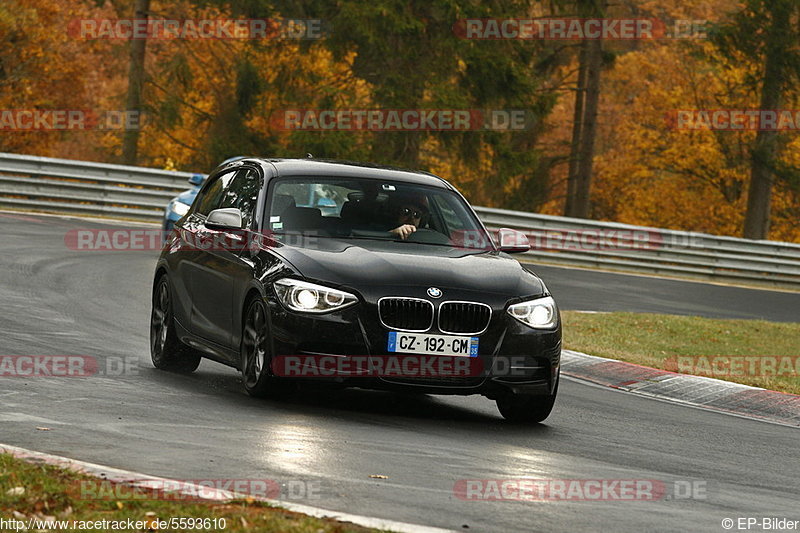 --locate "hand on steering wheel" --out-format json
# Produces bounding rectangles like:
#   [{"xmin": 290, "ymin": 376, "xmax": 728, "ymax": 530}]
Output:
[{"xmin": 389, "ymin": 224, "xmax": 417, "ymax": 240}]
